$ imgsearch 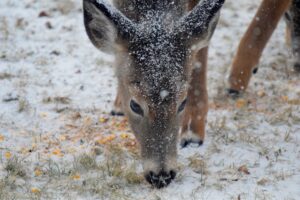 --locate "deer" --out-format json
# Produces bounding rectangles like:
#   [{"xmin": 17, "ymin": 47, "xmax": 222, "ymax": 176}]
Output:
[
  {"xmin": 83, "ymin": 0, "xmax": 225, "ymax": 188},
  {"xmin": 227, "ymin": 0, "xmax": 300, "ymax": 96}
]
